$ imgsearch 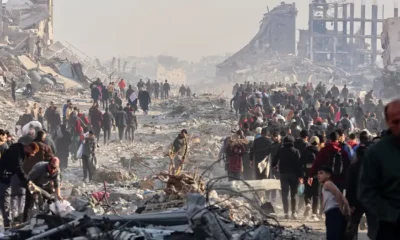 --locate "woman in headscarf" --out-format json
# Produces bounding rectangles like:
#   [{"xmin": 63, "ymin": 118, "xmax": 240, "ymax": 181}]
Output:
[{"xmin": 56, "ymin": 124, "xmax": 71, "ymax": 170}]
